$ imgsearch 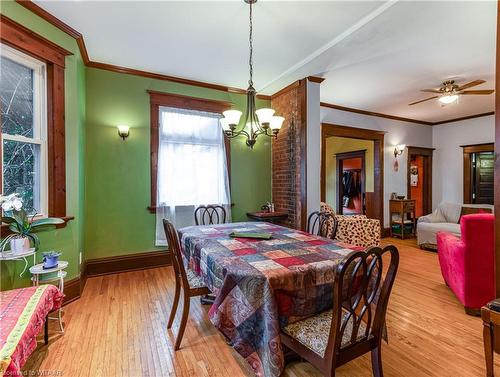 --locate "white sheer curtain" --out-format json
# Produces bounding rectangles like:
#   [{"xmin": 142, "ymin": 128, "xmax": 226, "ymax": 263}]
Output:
[{"xmin": 155, "ymin": 106, "xmax": 231, "ymax": 246}]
